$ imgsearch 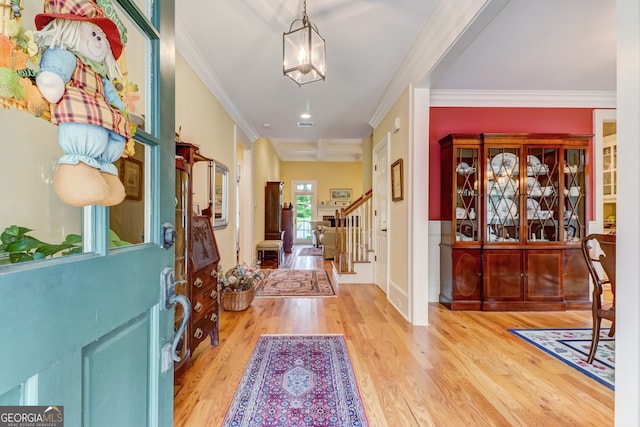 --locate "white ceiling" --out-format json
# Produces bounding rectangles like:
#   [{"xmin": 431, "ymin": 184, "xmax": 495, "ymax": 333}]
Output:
[{"xmin": 175, "ymin": 0, "xmax": 616, "ymax": 162}]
